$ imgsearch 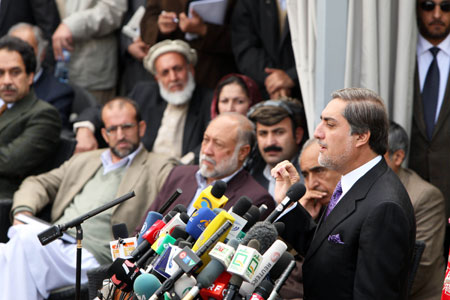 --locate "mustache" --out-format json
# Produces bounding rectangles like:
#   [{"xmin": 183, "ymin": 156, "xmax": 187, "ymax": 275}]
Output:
[
  {"xmin": 430, "ymin": 20, "xmax": 446, "ymax": 26},
  {"xmin": 263, "ymin": 145, "xmax": 283, "ymax": 152},
  {"xmin": 200, "ymin": 154, "xmax": 216, "ymax": 166},
  {"xmin": 0, "ymin": 85, "xmax": 17, "ymax": 92}
]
